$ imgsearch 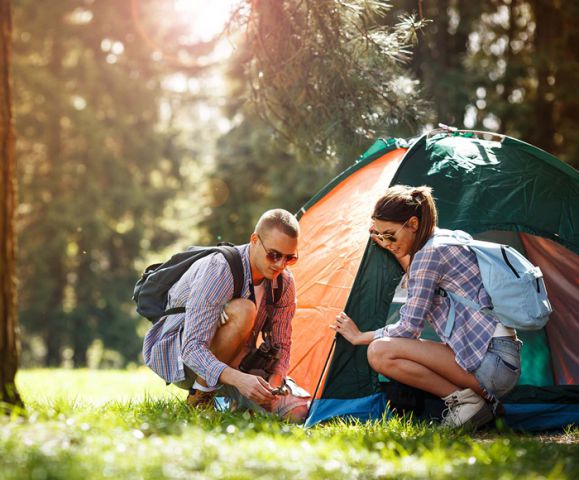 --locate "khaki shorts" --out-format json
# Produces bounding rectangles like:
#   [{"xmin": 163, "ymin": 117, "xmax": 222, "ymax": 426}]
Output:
[{"xmin": 173, "ymin": 365, "xmax": 197, "ymax": 390}]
